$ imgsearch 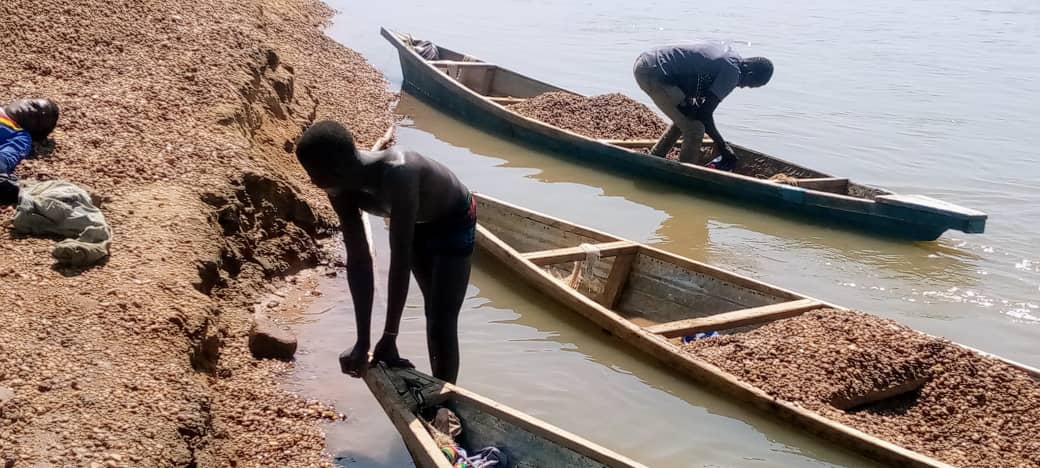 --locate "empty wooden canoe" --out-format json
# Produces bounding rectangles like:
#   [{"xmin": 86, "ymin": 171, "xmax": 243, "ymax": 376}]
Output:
[
  {"xmin": 364, "ymin": 362, "xmax": 646, "ymax": 468},
  {"xmin": 472, "ymin": 193, "xmax": 1040, "ymax": 467},
  {"xmin": 381, "ymin": 27, "xmax": 987, "ymax": 241}
]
